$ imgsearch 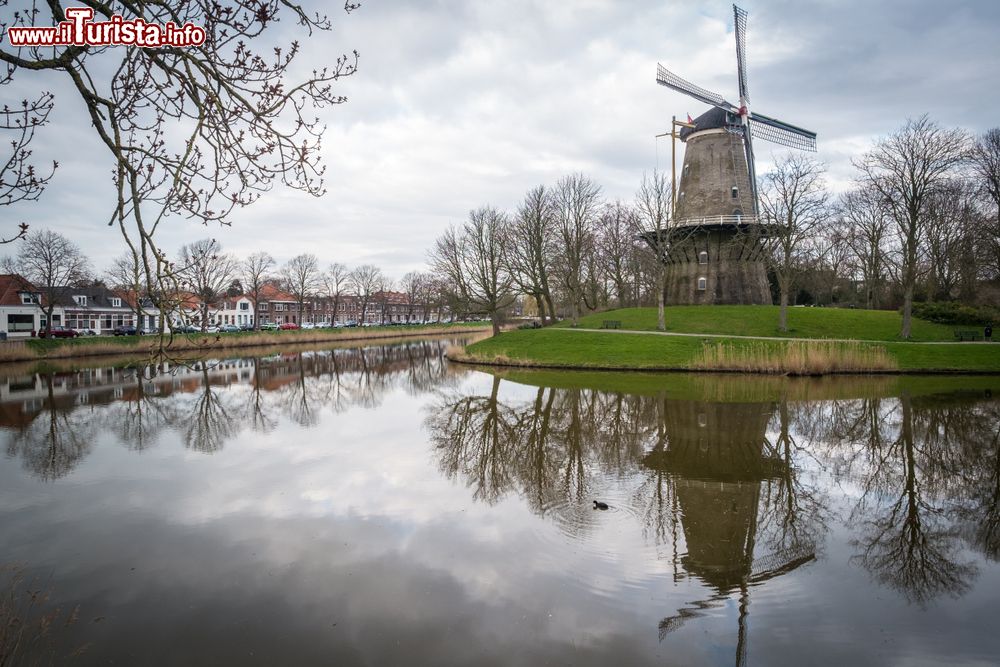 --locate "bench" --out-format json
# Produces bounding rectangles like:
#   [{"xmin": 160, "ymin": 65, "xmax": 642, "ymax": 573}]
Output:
[
  {"xmin": 601, "ymin": 320, "xmax": 622, "ymax": 330},
  {"xmin": 954, "ymin": 329, "xmax": 982, "ymax": 341}
]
